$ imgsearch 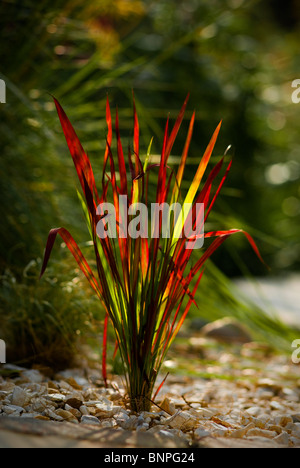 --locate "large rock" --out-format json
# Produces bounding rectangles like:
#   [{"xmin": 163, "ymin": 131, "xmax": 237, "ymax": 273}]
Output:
[{"xmin": 200, "ymin": 317, "xmax": 252, "ymax": 344}]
